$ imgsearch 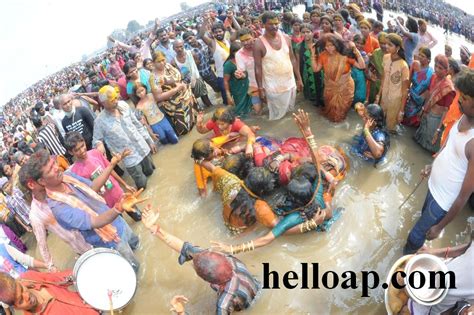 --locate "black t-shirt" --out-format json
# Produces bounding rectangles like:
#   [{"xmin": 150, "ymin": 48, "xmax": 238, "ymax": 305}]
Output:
[{"xmin": 62, "ymin": 106, "xmax": 95, "ymax": 149}]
